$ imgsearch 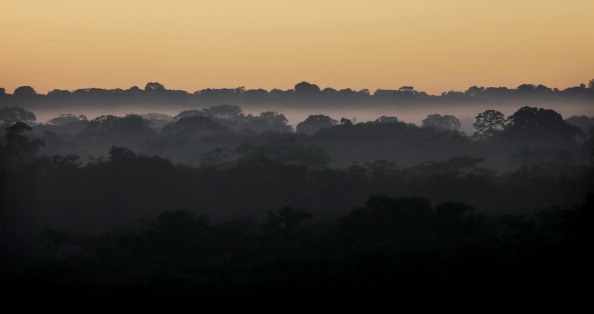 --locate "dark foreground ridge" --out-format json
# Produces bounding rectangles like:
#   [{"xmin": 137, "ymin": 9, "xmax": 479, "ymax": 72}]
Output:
[{"xmin": 3, "ymin": 195, "xmax": 593, "ymax": 303}]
